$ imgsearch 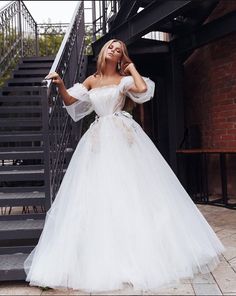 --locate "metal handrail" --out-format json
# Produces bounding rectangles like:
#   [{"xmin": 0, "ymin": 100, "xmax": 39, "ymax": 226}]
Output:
[
  {"xmin": 91, "ymin": 0, "xmax": 120, "ymax": 41},
  {"xmin": 42, "ymin": 1, "xmax": 87, "ymax": 209},
  {"xmin": 83, "ymin": 0, "xmax": 120, "ymax": 49}
]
